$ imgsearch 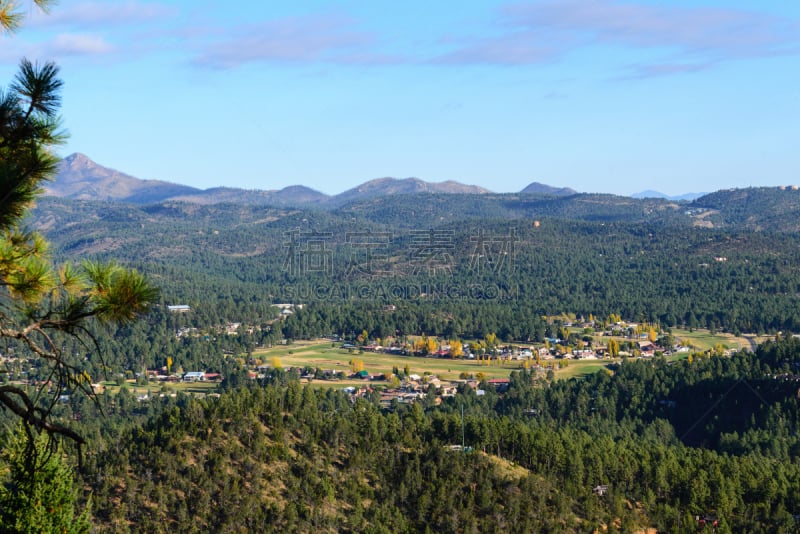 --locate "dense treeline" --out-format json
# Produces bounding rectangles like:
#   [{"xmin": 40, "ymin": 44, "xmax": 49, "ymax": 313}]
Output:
[{"xmin": 32, "ymin": 197, "xmax": 800, "ymax": 341}]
